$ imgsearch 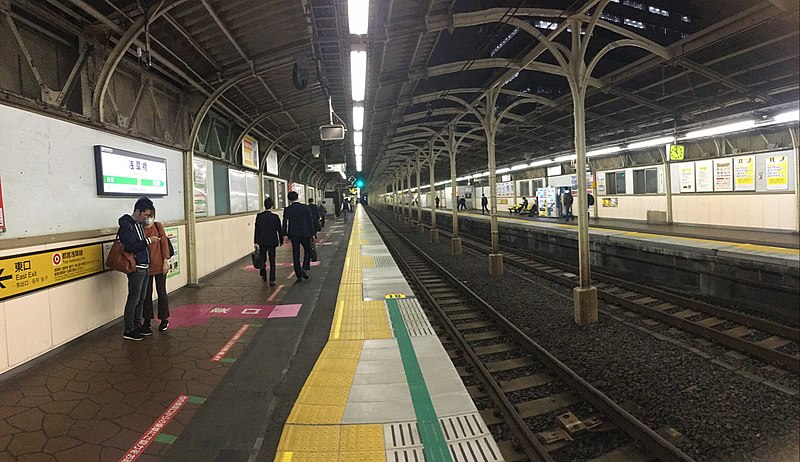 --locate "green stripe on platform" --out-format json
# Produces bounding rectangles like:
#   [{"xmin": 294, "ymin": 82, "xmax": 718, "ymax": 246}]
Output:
[
  {"xmin": 219, "ymin": 357, "xmax": 237, "ymax": 363},
  {"xmin": 154, "ymin": 433, "xmax": 177, "ymax": 444},
  {"xmin": 188, "ymin": 396, "xmax": 207, "ymax": 404},
  {"xmin": 386, "ymin": 299, "xmax": 452, "ymax": 462}
]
